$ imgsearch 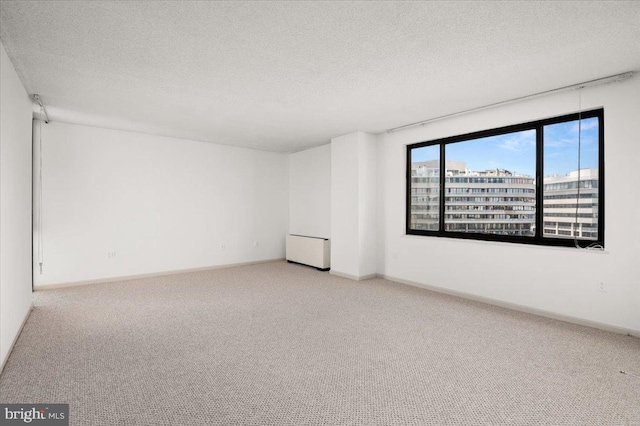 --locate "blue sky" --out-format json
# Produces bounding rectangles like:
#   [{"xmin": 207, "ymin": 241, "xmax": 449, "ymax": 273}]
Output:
[
  {"xmin": 543, "ymin": 117, "xmax": 599, "ymax": 176},
  {"xmin": 412, "ymin": 117, "xmax": 599, "ymax": 177}
]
